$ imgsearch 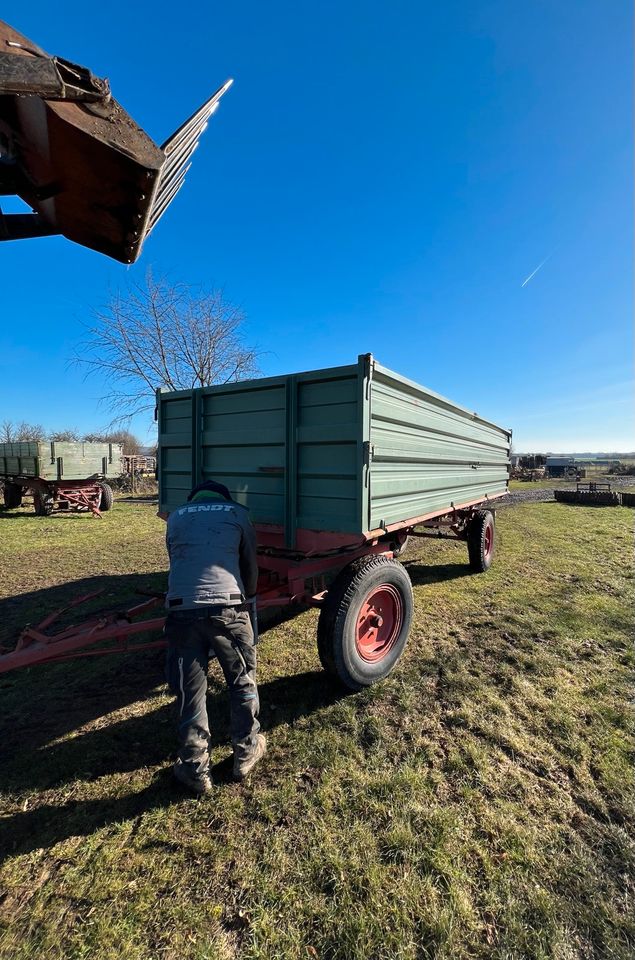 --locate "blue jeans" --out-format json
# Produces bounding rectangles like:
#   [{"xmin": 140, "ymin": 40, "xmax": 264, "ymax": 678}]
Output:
[{"xmin": 165, "ymin": 607, "xmax": 260, "ymax": 775}]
